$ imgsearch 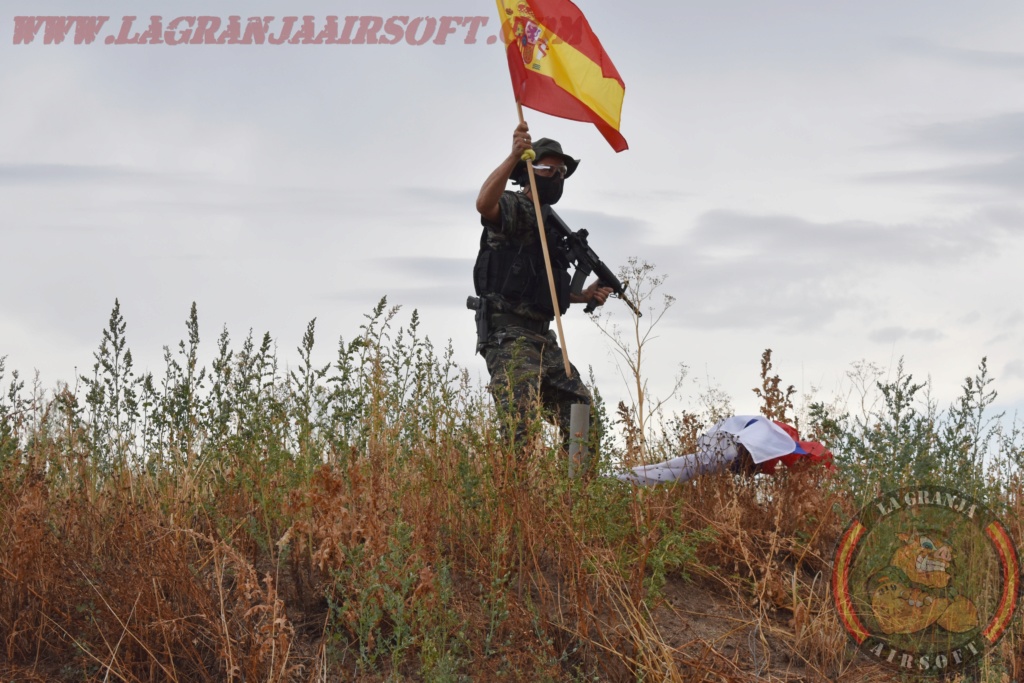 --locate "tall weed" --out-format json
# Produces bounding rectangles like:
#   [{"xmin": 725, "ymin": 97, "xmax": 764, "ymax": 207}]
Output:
[{"xmin": 1, "ymin": 297, "xmax": 1021, "ymax": 682}]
